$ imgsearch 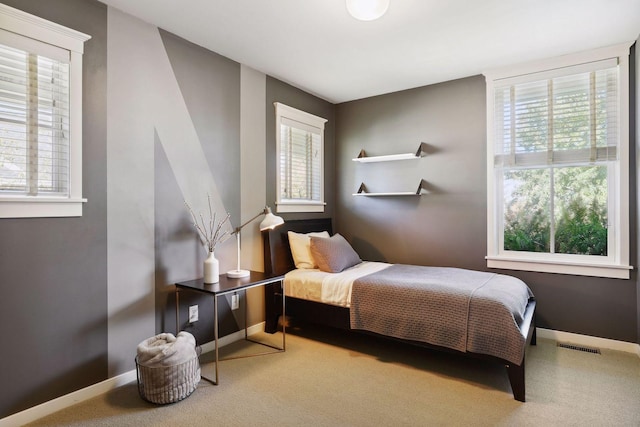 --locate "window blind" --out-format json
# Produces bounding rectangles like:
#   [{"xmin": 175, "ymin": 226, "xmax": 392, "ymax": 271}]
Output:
[
  {"xmin": 0, "ymin": 42, "xmax": 70, "ymax": 196},
  {"xmin": 493, "ymin": 60, "xmax": 618, "ymax": 168},
  {"xmin": 279, "ymin": 117, "xmax": 321, "ymax": 201}
]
